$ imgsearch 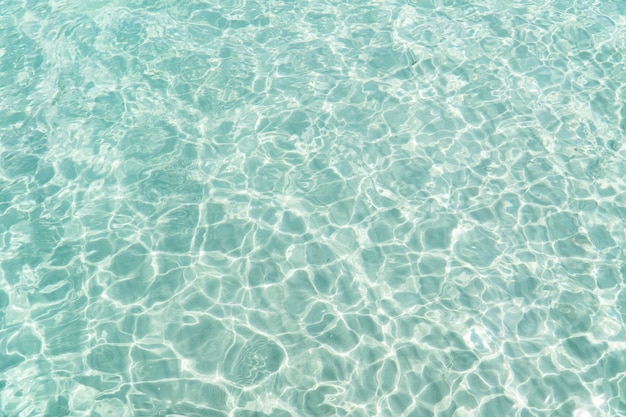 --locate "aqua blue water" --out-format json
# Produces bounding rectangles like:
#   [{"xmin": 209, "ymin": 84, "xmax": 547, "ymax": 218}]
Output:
[{"xmin": 1, "ymin": 1, "xmax": 625, "ymax": 416}]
